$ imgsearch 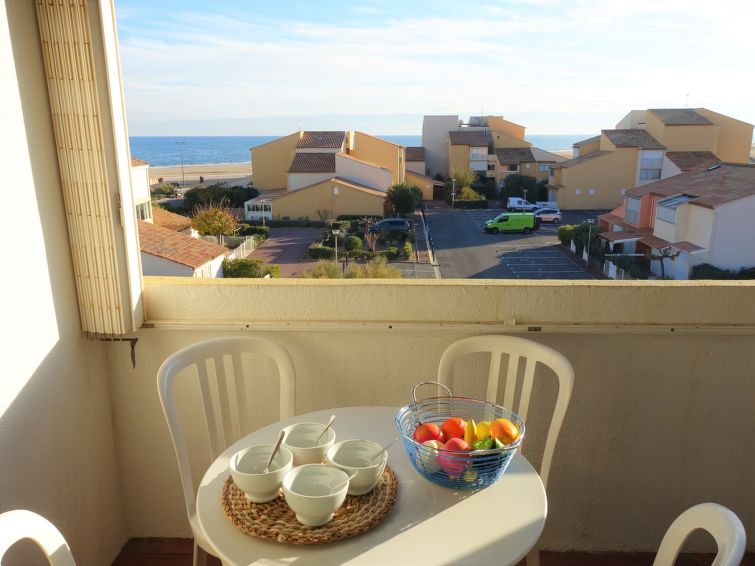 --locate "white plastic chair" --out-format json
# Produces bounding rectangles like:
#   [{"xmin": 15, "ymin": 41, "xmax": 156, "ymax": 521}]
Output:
[
  {"xmin": 157, "ymin": 336, "xmax": 296, "ymax": 566},
  {"xmin": 438, "ymin": 335, "xmax": 574, "ymax": 566},
  {"xmin": 654, "ymin": 503, "xmax": 746, "ymax": 566},
  {"xmin": 0, "ymin": 510, "xmax": 76, "ymax": 565},
  {"xmin": 438, "ymin": 335, "xmax": 574, "ymax": 488}
]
